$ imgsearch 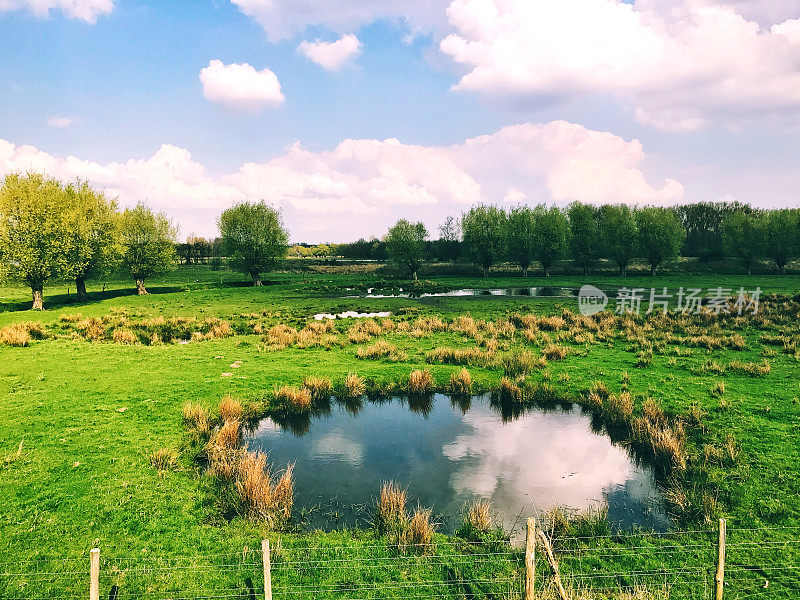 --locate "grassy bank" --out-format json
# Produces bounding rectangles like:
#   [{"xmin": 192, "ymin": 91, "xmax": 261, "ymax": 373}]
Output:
[{"xmin": 2, "ymin": 266, "xmax": 800, "ymax": 598}]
